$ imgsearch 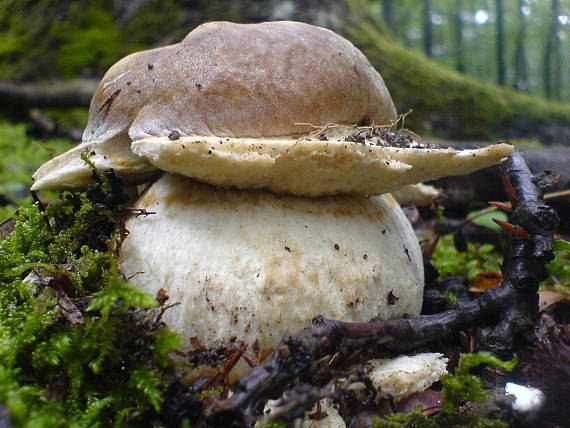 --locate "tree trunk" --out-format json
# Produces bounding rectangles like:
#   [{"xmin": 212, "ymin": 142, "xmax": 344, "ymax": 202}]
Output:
[
  {"xmin": 422, "ymin": 0, "xmax": 433, "ymax": 58},
  {"xmin": 496, "ymin": 0, "xmax": 506, "ymax": 86},
  {"xmin": 543, "ymin": 0, "xmax": 559, "ymax": 99},
  {"xmin": 454, "ymin": 0, "xmax": 465, "ymax": 72},
  {"xmin": 553, "ymin": 0, "xmax": 562, "ymax": 101},
  {"xmin": 513, "ymin": 0, "xmax": 529, "ymax": 91},
  {"xmin": 382, "ymin": 0, "xmax": 395, "ymax": 34},
  {"xmin": 0, "ymin": 79, "xmax": 98, "ymax": 111}
]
